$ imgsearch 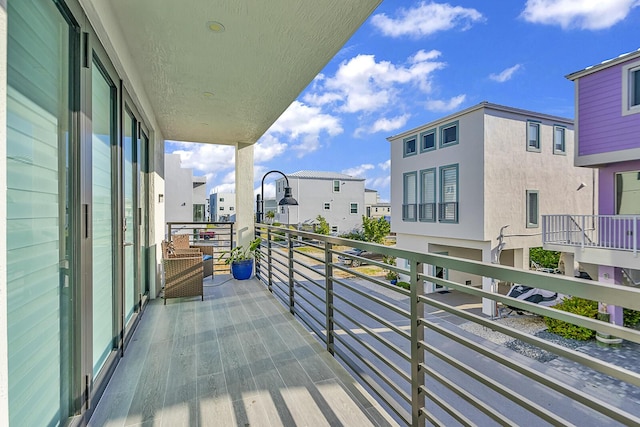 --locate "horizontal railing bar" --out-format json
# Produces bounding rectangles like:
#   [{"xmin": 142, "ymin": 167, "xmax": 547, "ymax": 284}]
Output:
[
  {"xmin": 292, "ymin": 273, "xmax": 326, "ymax": 294},
  {"xmin": 292, "ymin": 250, "xmax": 325, "ymax": 265},
  {"xmin": 421, "ymin": 344, "xmax": 572, "ymax": 427},
  {"xmin": 421, "ymin": 367, "xmax": 516, "ymax": 426},
  {"xmin": 290, "ymin": 266, "xmax": 325, "ymax": 290},
  {"xmin": 294, "ymin": 309, "xmax": 327, "ymax": 345},
  {"xmin": 419, "ymin": 277, "xmax": 640, "ymax": 343},
  {"xmin": 290, "ymin": 288, "xmax": 325, "ymax": 320},
  {"xmin": 333, "ymin": 348, "xmax": 411, "ymax": 425},
  {"xmin": 422, "ymin": 295, "xmax": 640, "ymax": 383},
  {"xmin": 291, "ymin": 278, "xmax": 325, "ymax": 305},
  {"xmin": 332, "ymin": 291, "xmax": 411, "ymax": 342},
  {"xmin": 420, "ymin": 386, "xmax": 476, "ymax": 427},
  {"xmin": 419, "ymin": 408, "xmax": 444, "ymax": 426},
  {"xmin": 332, "ymin": 329, "xmax": 411, "ymax": 405},
  {"xmin": 293, "ymin": 303, "xmax": 326, "ymax": 337},
  {"xmin": 331, "ymin": 276, "xmax": 411, "ymax": 319},
  {"xmin": 332, "ymin": 303, "xmax": 411, "ymax": 365},
  {"xmin": 269, "ymin": 260, "xmax": 289, "ymax": 278},
  {"xmin": 421, "ymin": 320, "xmax": 640, "ymax": 425}
]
